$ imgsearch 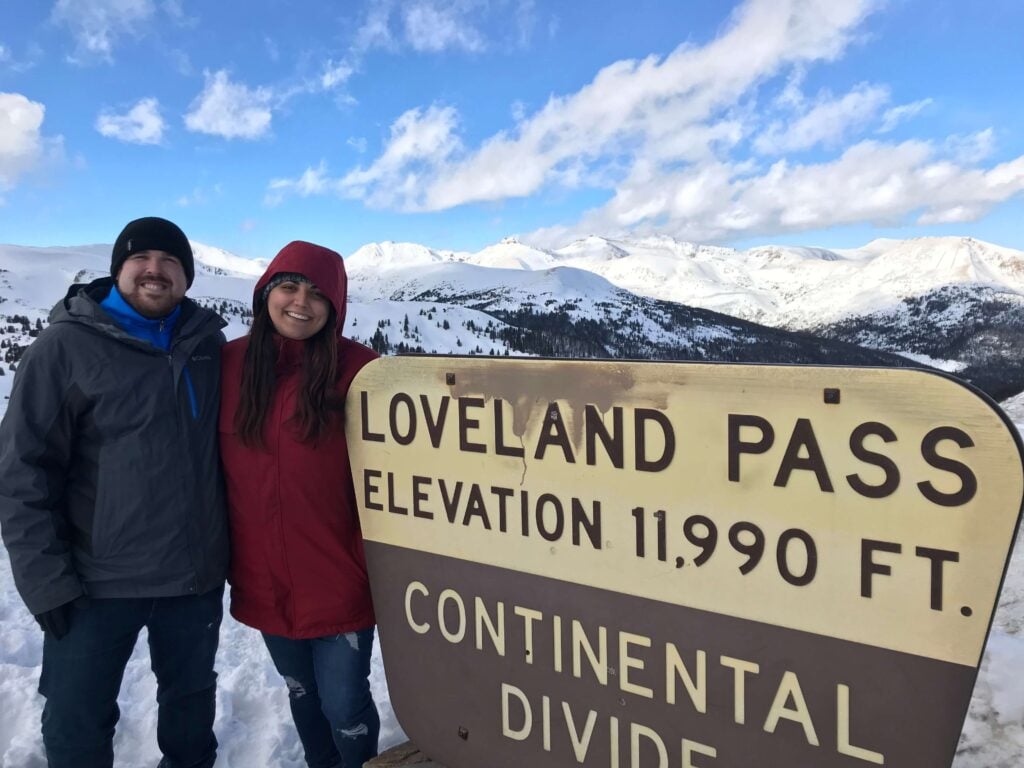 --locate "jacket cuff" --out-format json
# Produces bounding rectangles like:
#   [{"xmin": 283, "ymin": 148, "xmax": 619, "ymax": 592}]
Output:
[{"xmin": 22, "ymin": 578, "xmax": 85, "ymax": 616}]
